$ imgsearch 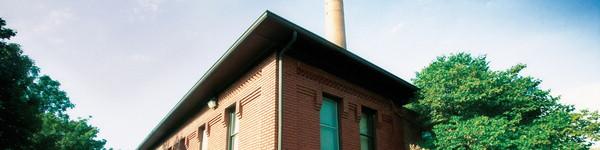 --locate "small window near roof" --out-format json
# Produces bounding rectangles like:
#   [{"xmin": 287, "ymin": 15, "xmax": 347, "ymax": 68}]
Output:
[
  {"xmin": 227, "ymin": 106, "xmax": 239, "ymax": 150},
  {"xmin": 177, "ymin": 138, "xmax": 186, "ymax": 150},
  {"xmin": 359, "ymin": 107, "xmax": 376, "ymax": 150},
  {"xmin": 199, "ymin": 126, "xmax": 208, "ymax": 150},
  {"xmin": 320, "ymin": 96, "xmax": 340, "ymax": 150}
]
